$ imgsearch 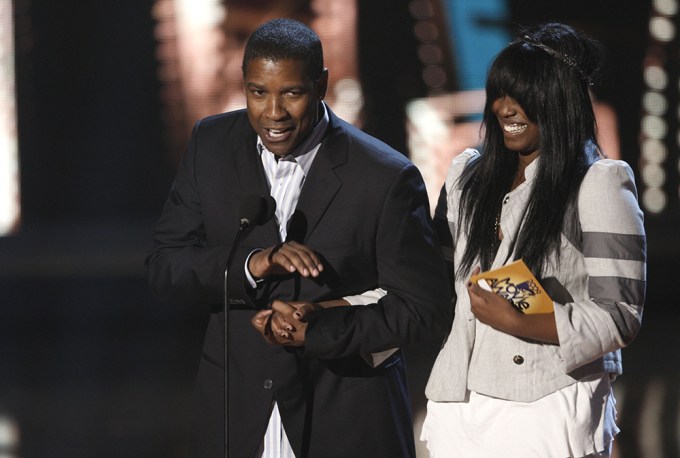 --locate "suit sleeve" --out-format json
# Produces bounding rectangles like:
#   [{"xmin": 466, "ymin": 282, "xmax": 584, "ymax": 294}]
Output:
[
  {"xmin": 432, "ymin": 148, "xmax": 479, "ymax": 297},
  {"xmin": 432, "ymin": 167, "xmax": 461, "ymax": 297},
  {"xmin": 554, "ymin": 160, "xmax": 646, "ymax": 372},
  {"xmin": 145, "ymin": 121, "xmax": 230, "ymax": 305},
  {"xmin": 303, "ymin": 163, "xmax": 454, "ymax": 358}
]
